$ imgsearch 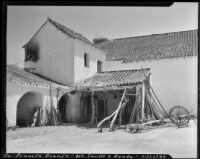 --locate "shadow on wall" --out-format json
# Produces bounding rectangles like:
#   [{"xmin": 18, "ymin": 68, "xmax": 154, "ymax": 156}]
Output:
[
  {"xmin": 16, "ymin": 91, "xmax": 43, "ymax": 127},
  {"xmin": 58, "ymin": 92, "xmax": 91, "ymax": 123}
]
